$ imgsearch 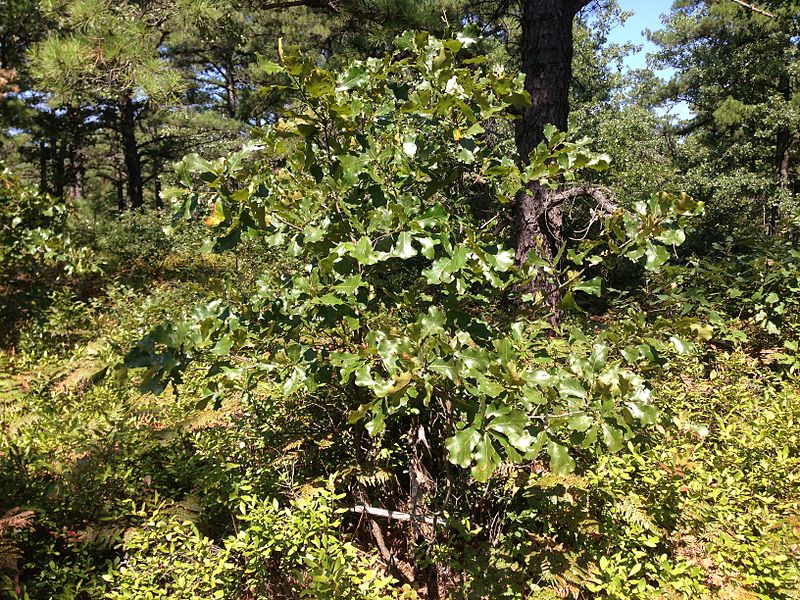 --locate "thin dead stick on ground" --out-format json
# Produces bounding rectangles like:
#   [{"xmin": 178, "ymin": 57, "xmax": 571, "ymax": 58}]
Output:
[{"xmin": 350, "ymin": 504, "xmax": 437, "ymax": 526}]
